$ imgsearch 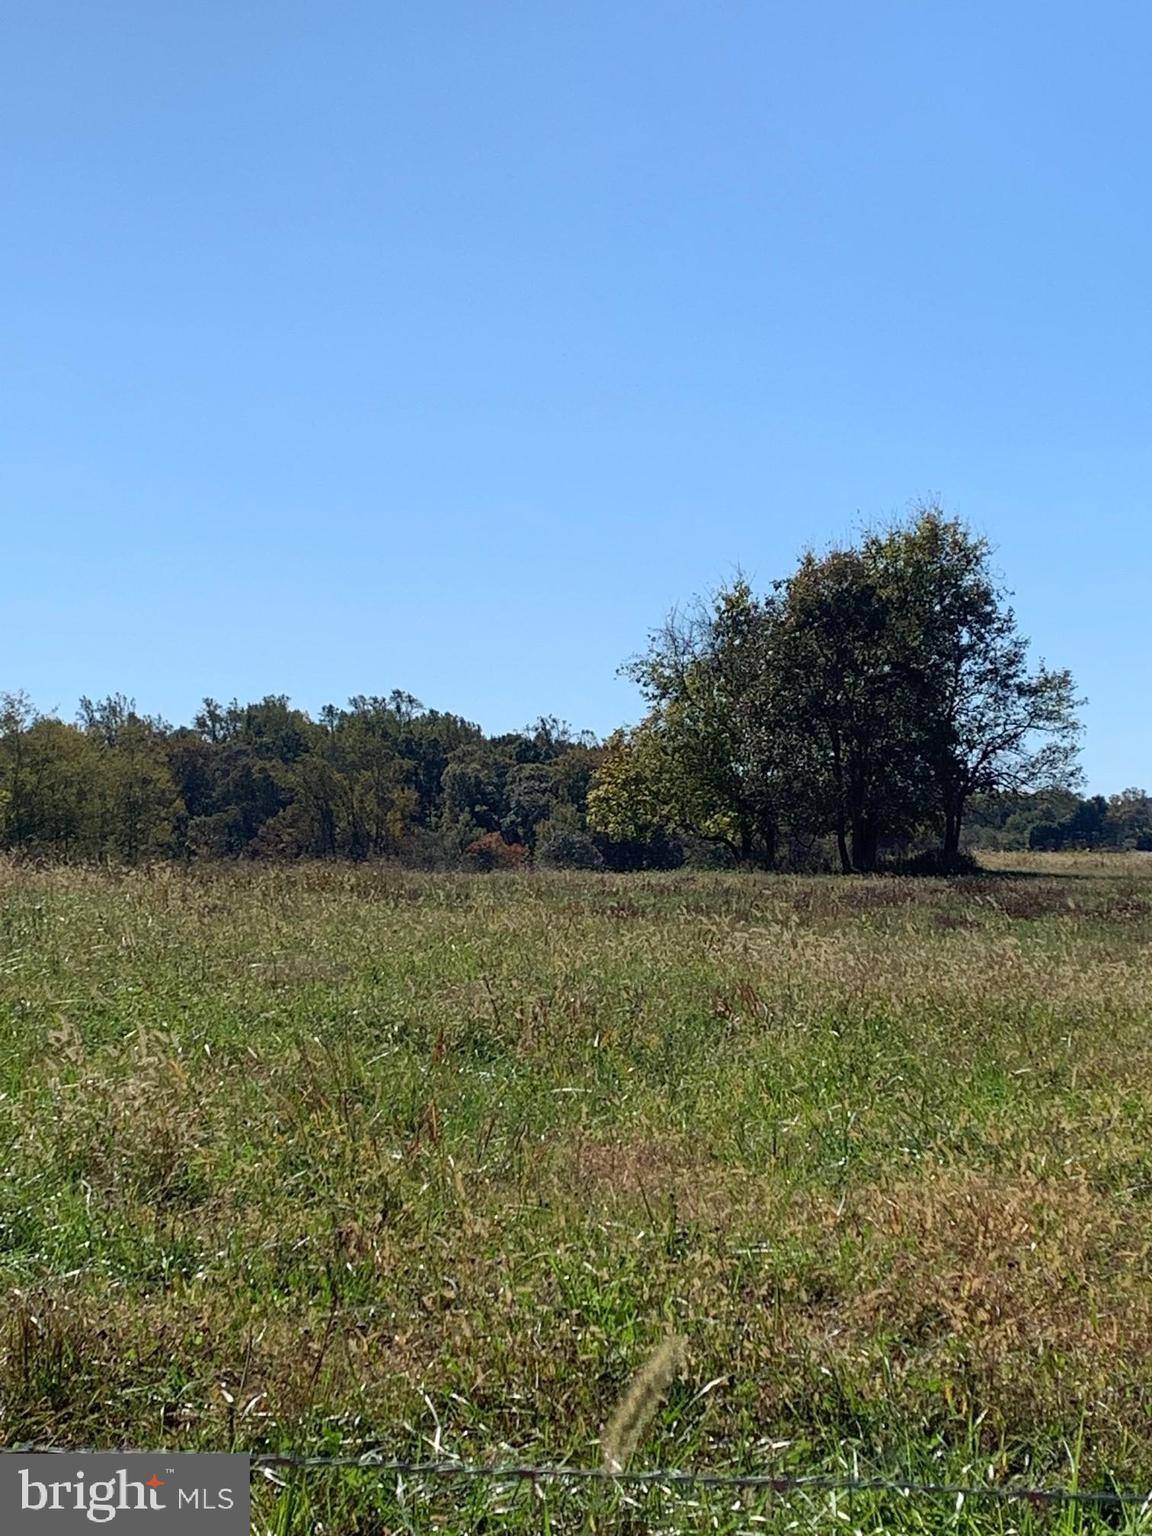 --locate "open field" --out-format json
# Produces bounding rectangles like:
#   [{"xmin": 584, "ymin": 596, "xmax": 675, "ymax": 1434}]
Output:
[{"xmin": 1, "ymin": 857, "xmax": 1152, "ymax": 1533}]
